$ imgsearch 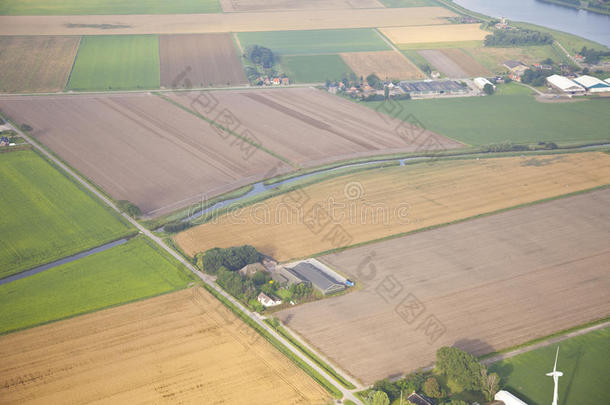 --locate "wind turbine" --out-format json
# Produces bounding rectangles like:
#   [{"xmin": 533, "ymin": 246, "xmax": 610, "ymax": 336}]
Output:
[{"xmin": 546, "ymin": 346, "xmax": 563, "ymax": 405}]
